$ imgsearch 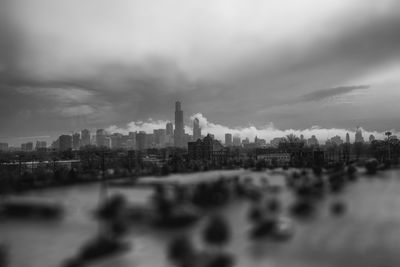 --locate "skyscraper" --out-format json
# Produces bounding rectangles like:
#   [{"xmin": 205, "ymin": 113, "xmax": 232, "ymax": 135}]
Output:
[
  {"xmin": 136, "ymin": 131, "xmax": 147, "ymax": 151},
  {"xmin": 193, "ymin": 118, "xmax": 201, "ymax": 141},
  {"xmin": 225, "ymin": 133, "xmax": 232, "ymax": 146},
  {"xmin": 166, "ymin": 122, "xmax": 174, "ymax": 136},
  {"xmin": 22, "ymin": 142, "xmax": 33, "ymax": 151},
  {"xmin": 81, "ymin": 129, "xmax": 91, "ymax": 147},
  {"xmin": 154, "ymin": 129, "xmax": 166, "ymax": 147},
  {"xmin": 355, "ymin": 127, "xmax": 364, "ymax": 143},
  {"xmin": 233, "ymin": 136, "xmax": 241, "ymax": 146},
  {"xmin": 110, "ymin": 133, "xmax": 123, "ymax": 149},
  {"xmin": 174, "ymin": 101, "xmax": 185, "ymax": 147},
  {"xmin": 346, "ymin": 132, "xmax": 350, "ymax": 144},
  {"xmin": 127, "ymin": 132, "xmax": 136, "ymax": 149},
  {"xmin": 96, "ymin": 129, "xmax": 106, "ymax": 147},
  {"xmin": 72, "ymin": 133, "xmax": 80, "ymax": 150},
  {"xmin": 35, "ymin": 141, "xmax": 47, "ymax": 150},
  {"xmin": 165, "ymin": 122, "xmax": 174, "ymax": 146}
]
